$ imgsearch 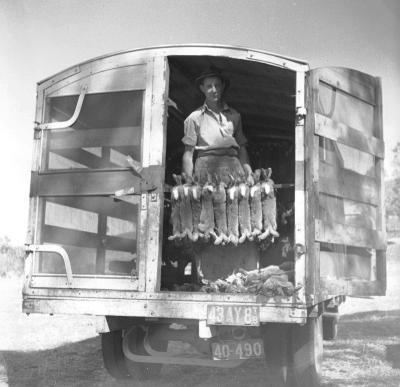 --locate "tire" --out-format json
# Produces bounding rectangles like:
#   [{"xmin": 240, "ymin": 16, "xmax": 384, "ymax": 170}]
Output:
[
  {"xmin": 288, "ymin": 315, "xmax": 323, "ymax": 387},
  {"xmin": 322, "ymin": 313, "xmax": 338, "ymax": 340},
  {"xmin": 101, "ymin": 330, "xmax": 130, "ymax": 379},
  {"xmin": 123, "ymin": 325, "xmax": 165, "ymax": 380},
  {"xmin": 261, "ymin": 323, "xmax": 291, "ymax": 387}
]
